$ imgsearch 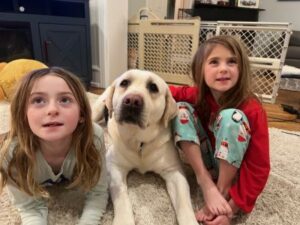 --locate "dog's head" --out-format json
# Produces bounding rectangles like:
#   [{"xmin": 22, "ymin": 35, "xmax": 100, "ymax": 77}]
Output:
[{"xmin": 94, "ymin": 69, "xmax": 177, "ymax": 128}]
